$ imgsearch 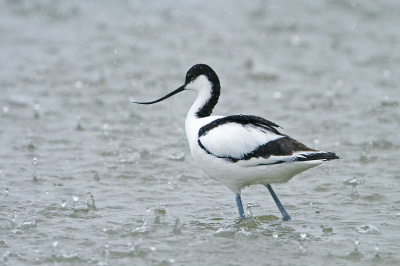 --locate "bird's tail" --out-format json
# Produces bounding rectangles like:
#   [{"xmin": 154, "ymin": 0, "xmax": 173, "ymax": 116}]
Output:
[{"xmin": 297, "ymin": 152, "xmax": 339, "ymax": 161}]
